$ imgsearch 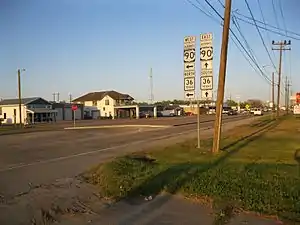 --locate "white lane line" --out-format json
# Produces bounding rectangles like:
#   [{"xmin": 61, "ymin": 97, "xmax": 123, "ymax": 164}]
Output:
[{"xmin": 64, "ymin": 125, "xmax": 171, "ymax": 130}]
